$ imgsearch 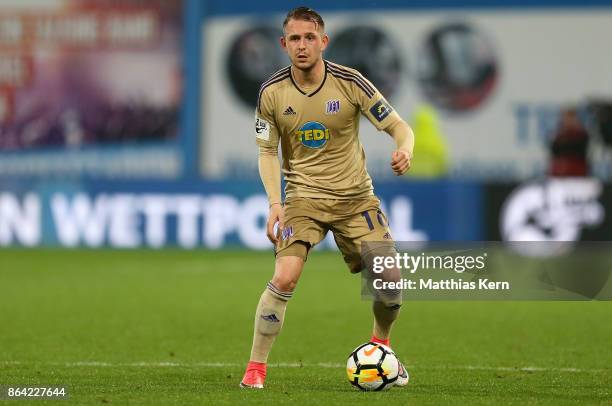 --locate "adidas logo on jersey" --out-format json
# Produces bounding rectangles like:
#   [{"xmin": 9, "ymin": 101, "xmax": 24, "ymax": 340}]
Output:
[{"xmin": 283, "ymin": 106, "xmax": 297, "ymax": 115}]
